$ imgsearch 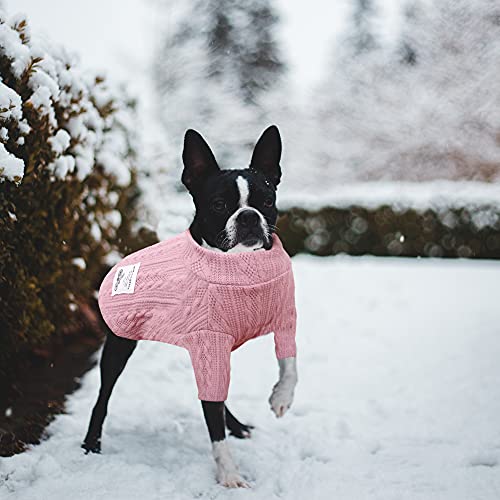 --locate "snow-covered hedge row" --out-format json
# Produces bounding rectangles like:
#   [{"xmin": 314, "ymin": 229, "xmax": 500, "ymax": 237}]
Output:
[
  {"xmin": 276, "ymin": 181, "xmax": 500, "ymax": 258},
  {"xmin": 279, "ymin": 203, "xmax": 500, "ymax": 259},
  {"xmin": 0, "ymin": 12, "xmax": 151, "ymax": 364}
]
